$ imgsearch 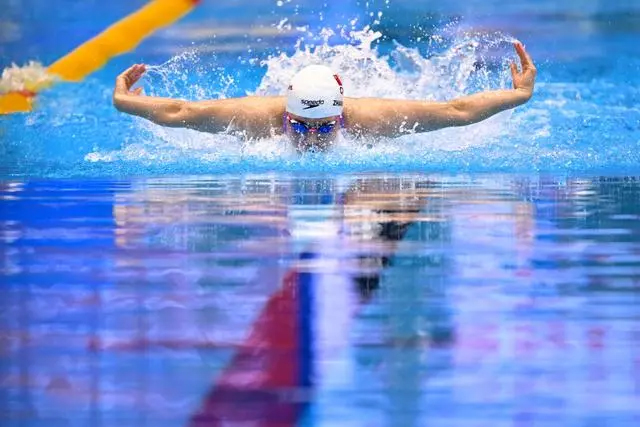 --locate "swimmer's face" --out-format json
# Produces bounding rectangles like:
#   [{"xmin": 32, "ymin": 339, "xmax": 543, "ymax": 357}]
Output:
[{"xmin": 285, "ymin": 113, "xmax": 342, "ymax": 153}]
